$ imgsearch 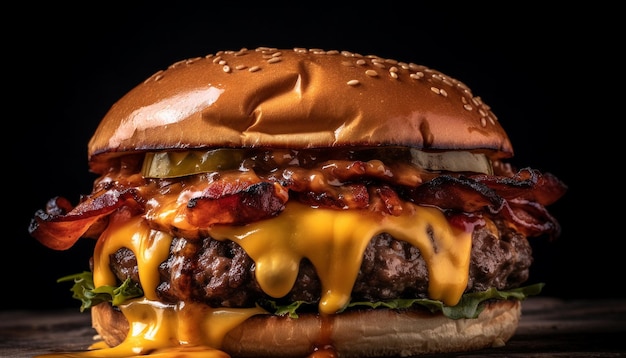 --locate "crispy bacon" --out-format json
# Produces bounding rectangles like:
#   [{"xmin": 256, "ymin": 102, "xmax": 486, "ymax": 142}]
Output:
[
  {"xmin": 29, "ymin": 189, "xmax": 144, "ymax": 250},
  {"xmin": 407, "ymin": 168, "xmax": 566, "ymax": 238},
  {"xmin": 29, "ymin": 157, "xmax": 566, "ymax": 252},
  {"xmin": 369, "ymin": 185, "xmax": 404, "ymax": 216},
  {"xmin": 295, "ymin": 183, "xmax": 370, "ymax": 210},
  {"xmin": 186, "ymin": 181, "xmax": 289, "ymax": 227},
  {"xmin": 500, "ymin": 198, "xmax": 562, "ymax": 239},
  {"xmin": 471, "ymin": 168, "xmax": 567, "ymax": 206},
  {"xmin": 407, "ymin": 175, "xmax": 505, "ymax": 213},
  {"xmin": 472, "ymin": 168, "xmax": 566, "ymax": 238}
]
